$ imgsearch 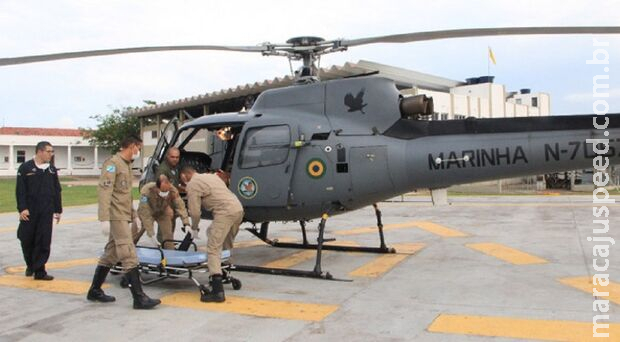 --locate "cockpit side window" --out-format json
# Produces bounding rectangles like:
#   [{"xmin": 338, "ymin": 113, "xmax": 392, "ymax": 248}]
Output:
[{"xmin": 238, "ymin": 125, "xmax": 290, "ymax": 169}]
